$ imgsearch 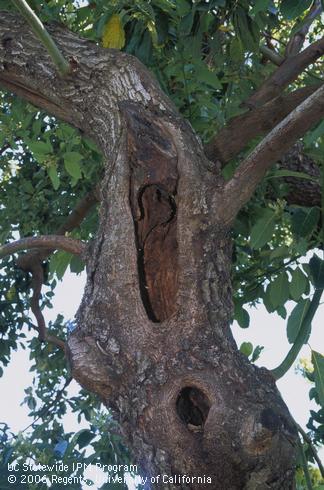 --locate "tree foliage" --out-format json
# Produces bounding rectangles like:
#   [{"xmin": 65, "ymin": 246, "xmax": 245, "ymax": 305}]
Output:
[{"xmin": 0, "ymin": 0, "xmax": 324, "ymax": 488}]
